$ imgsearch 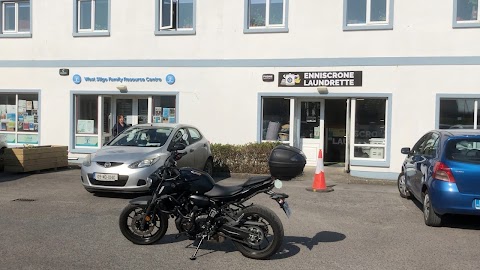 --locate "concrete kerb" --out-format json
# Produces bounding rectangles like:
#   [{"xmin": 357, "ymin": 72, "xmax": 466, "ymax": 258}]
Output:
[{"xmin": 227, "ymin": 166, "xmax": 396, "ymax": 186}]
